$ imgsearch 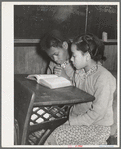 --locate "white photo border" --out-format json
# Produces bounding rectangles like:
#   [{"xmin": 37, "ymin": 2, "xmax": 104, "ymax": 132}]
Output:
[{"xmin": 2, "ymin": 1, "xmax": 120, "ymax": 148}]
